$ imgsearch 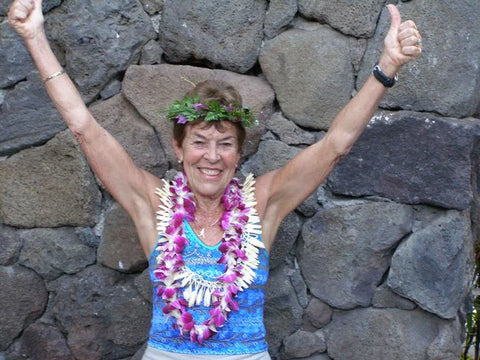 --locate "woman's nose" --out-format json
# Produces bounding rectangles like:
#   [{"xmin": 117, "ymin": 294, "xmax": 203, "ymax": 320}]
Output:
[{"xmin": 205, "ymin": 143, "xmax": 220, "ymax": 162}]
